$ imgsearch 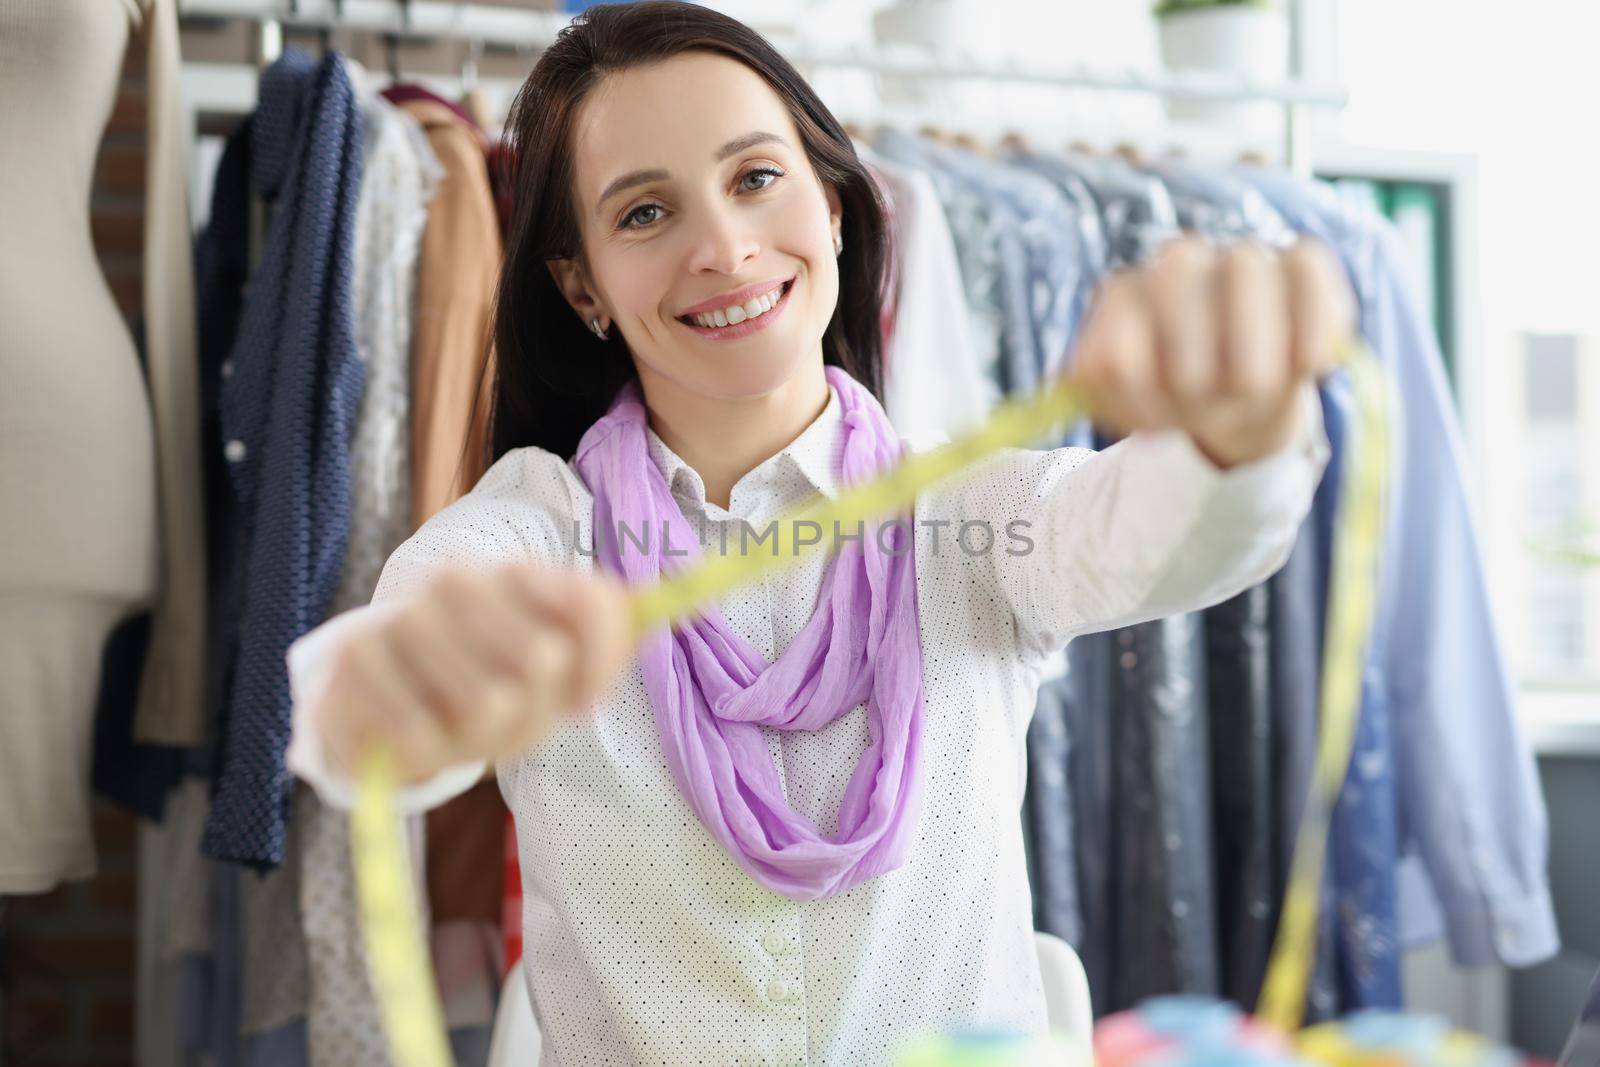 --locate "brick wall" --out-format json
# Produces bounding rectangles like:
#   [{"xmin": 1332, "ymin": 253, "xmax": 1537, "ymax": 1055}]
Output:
[{"xmin": 2, "ymin": 808, "xmax": 140, "ymax": 1067}]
